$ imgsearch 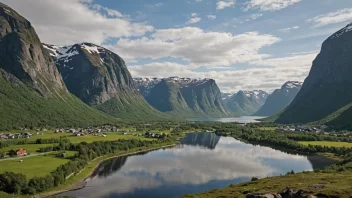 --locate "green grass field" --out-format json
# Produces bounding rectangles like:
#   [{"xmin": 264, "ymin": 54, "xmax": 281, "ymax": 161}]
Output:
[
  {"xmin": 4, "ymin": 131, "xmax": 155, "ymax": 144},
  {"xmin": 258, "ymin": 127, "xmax": 276, "ymax": 131},
  {"xmin": 0, "ymin": 144, "xmax": 55, "ymax": 155},
  {"xmin": 0, "ymin": 154, "xmax": 69, "ymax": 179},
  {"xmin": 299, "ymin": 141, "xmax": 352, "ymax": 148}
]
